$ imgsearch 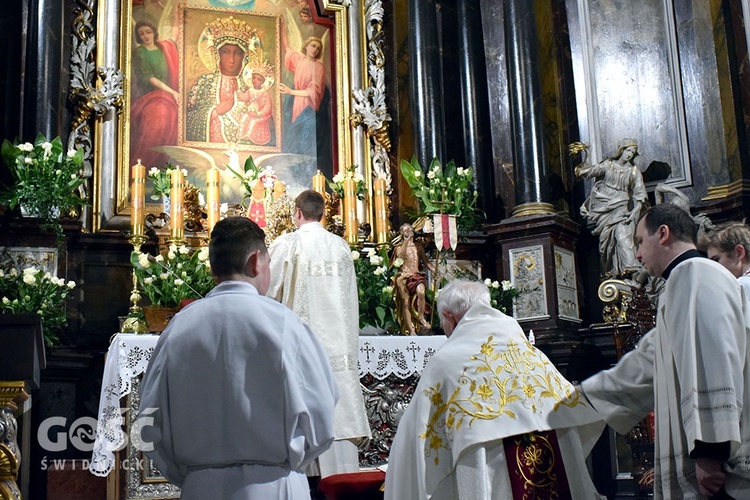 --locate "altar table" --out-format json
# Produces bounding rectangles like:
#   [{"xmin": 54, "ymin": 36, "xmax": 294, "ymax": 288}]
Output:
[{"xmin": 90, "ymin": 333, "xmax": 445, "ymax": 496}]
